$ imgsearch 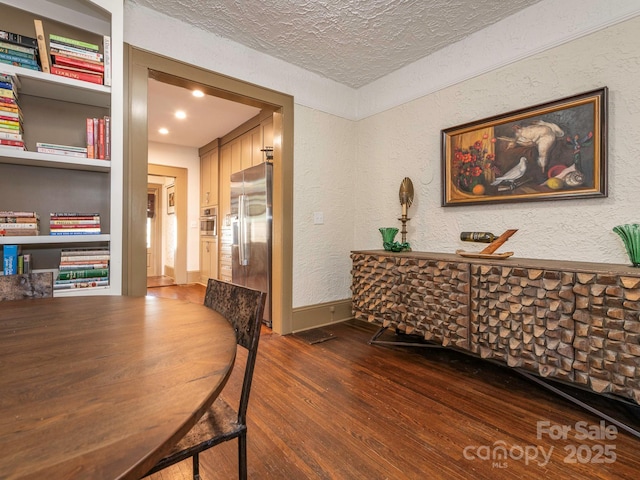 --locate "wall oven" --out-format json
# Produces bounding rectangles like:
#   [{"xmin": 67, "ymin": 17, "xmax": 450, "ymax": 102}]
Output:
[{"xmin": 200, "ymin": 207, "xmax": 217, "ymax": 237}]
